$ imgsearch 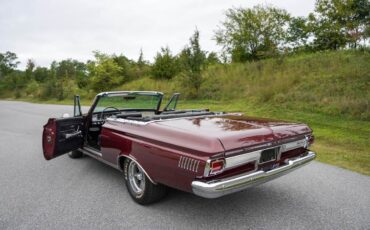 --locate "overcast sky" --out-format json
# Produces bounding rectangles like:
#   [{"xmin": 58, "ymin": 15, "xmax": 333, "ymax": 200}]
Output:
[{"xmin": 0, "ymin": 0, "xmax": 316, "ymax": 69}]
